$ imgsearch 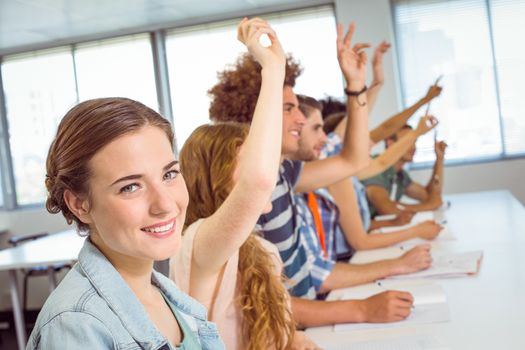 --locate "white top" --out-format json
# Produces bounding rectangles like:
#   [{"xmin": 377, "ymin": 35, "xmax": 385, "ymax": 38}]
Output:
[{"xmin": 170, "ymin": 219, "xmax": 285, "ymax": 350}]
